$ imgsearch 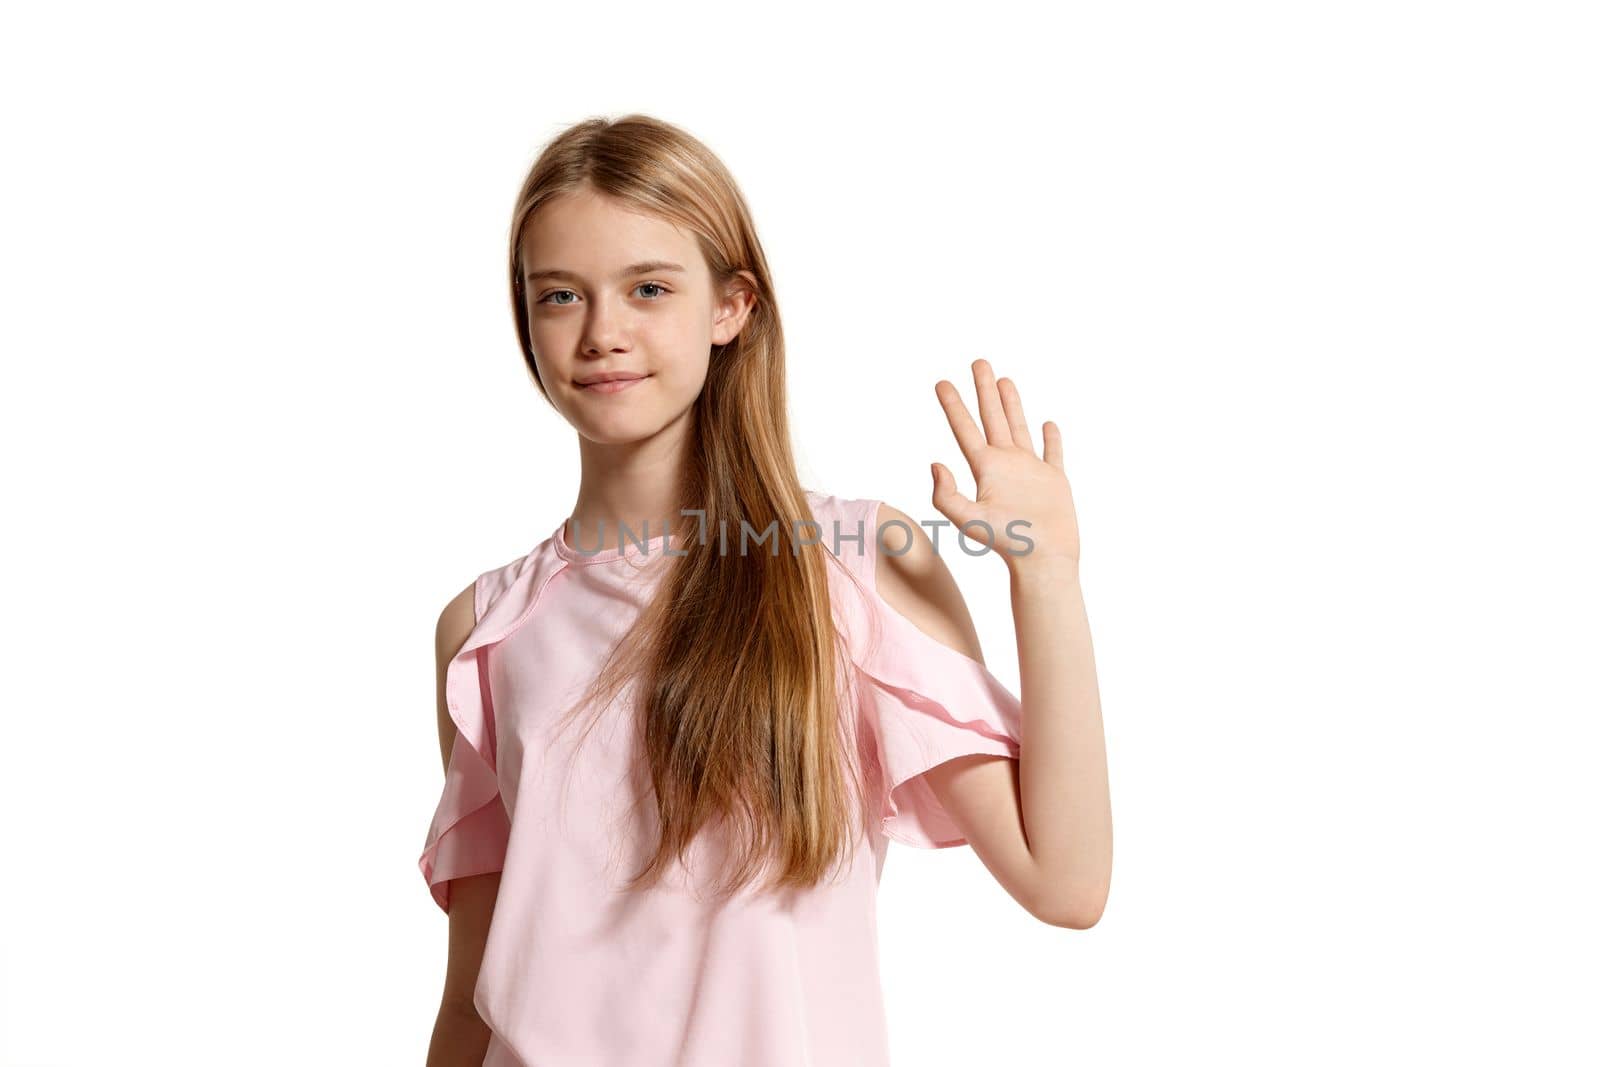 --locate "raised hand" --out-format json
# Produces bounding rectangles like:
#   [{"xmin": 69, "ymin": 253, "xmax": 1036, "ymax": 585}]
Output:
[{"xmin": 931, "ymin": 359, "xmax": 1080, "ymax": 571}]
